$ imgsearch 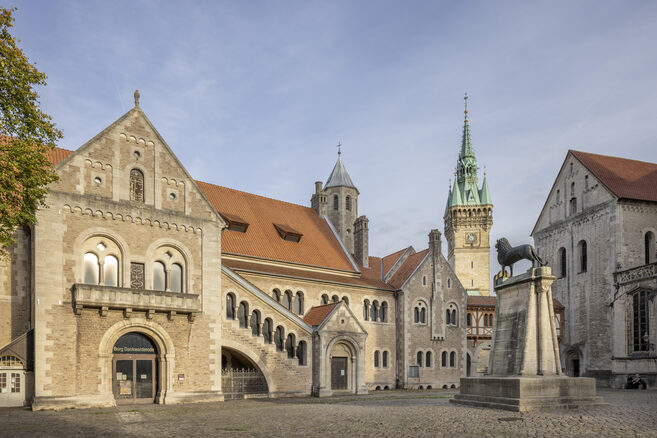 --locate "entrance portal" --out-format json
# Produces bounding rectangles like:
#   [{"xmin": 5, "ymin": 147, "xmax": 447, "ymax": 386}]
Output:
[
  {"xmin": 331, "ymin": 357, "xmax": 348, "ymax": 390},
  {"xmin": 112, "ymin": 333, "xmax": 157, "ymax": 404}
]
